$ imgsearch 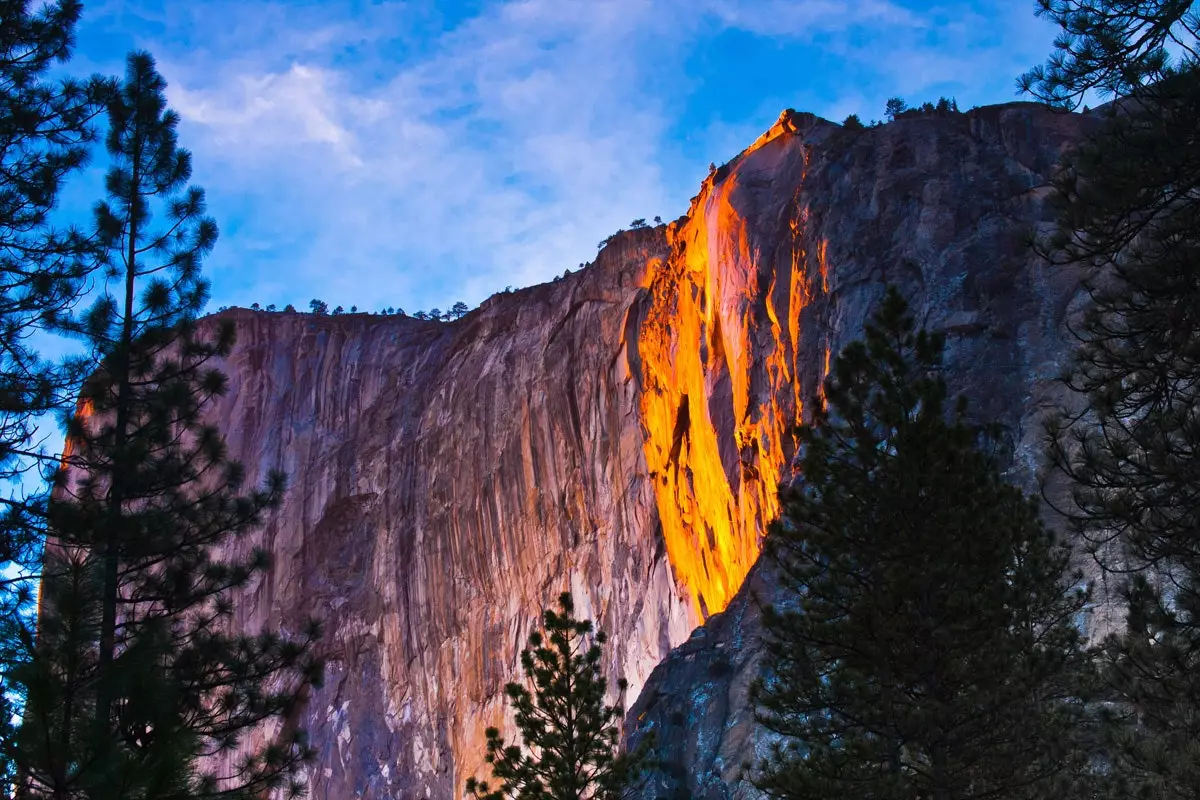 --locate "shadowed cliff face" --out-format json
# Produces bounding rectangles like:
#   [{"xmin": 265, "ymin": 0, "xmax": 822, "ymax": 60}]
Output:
[{"xmin": 197, "ymin": 102, "xmax": 1096, "ymax": 798}]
